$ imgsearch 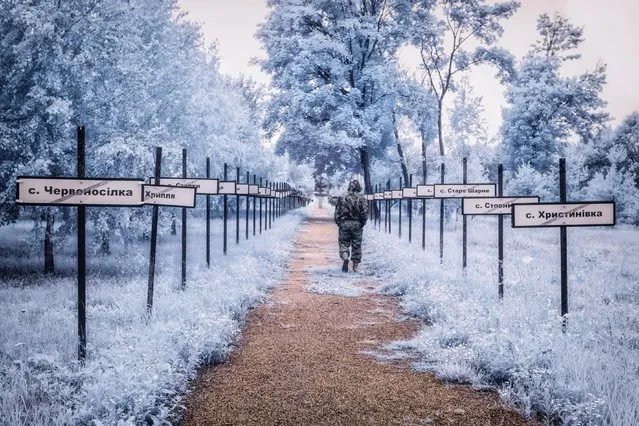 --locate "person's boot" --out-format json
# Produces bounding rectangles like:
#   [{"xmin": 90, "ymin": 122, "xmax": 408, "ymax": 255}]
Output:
[
  {"xmin": 341, "ymin": 252, "xmax": 349, "ymax": 272},
  {"xmin": 352, "ymin": 261, "xmax": 360, "ymax": 272}
]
